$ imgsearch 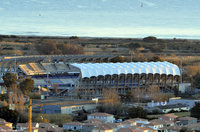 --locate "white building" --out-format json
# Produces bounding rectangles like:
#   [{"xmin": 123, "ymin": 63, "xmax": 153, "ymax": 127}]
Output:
[
  {"xmin": 169, "ymin": 97, "xmax": 200, "ymax": 109},
  {"xmin": 63, "ymin": 122, "xmax": 83, "ymax": 131},
  {"xmin": 87, "ymin": 113, "xmax": 115, "ymax": 123}
]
